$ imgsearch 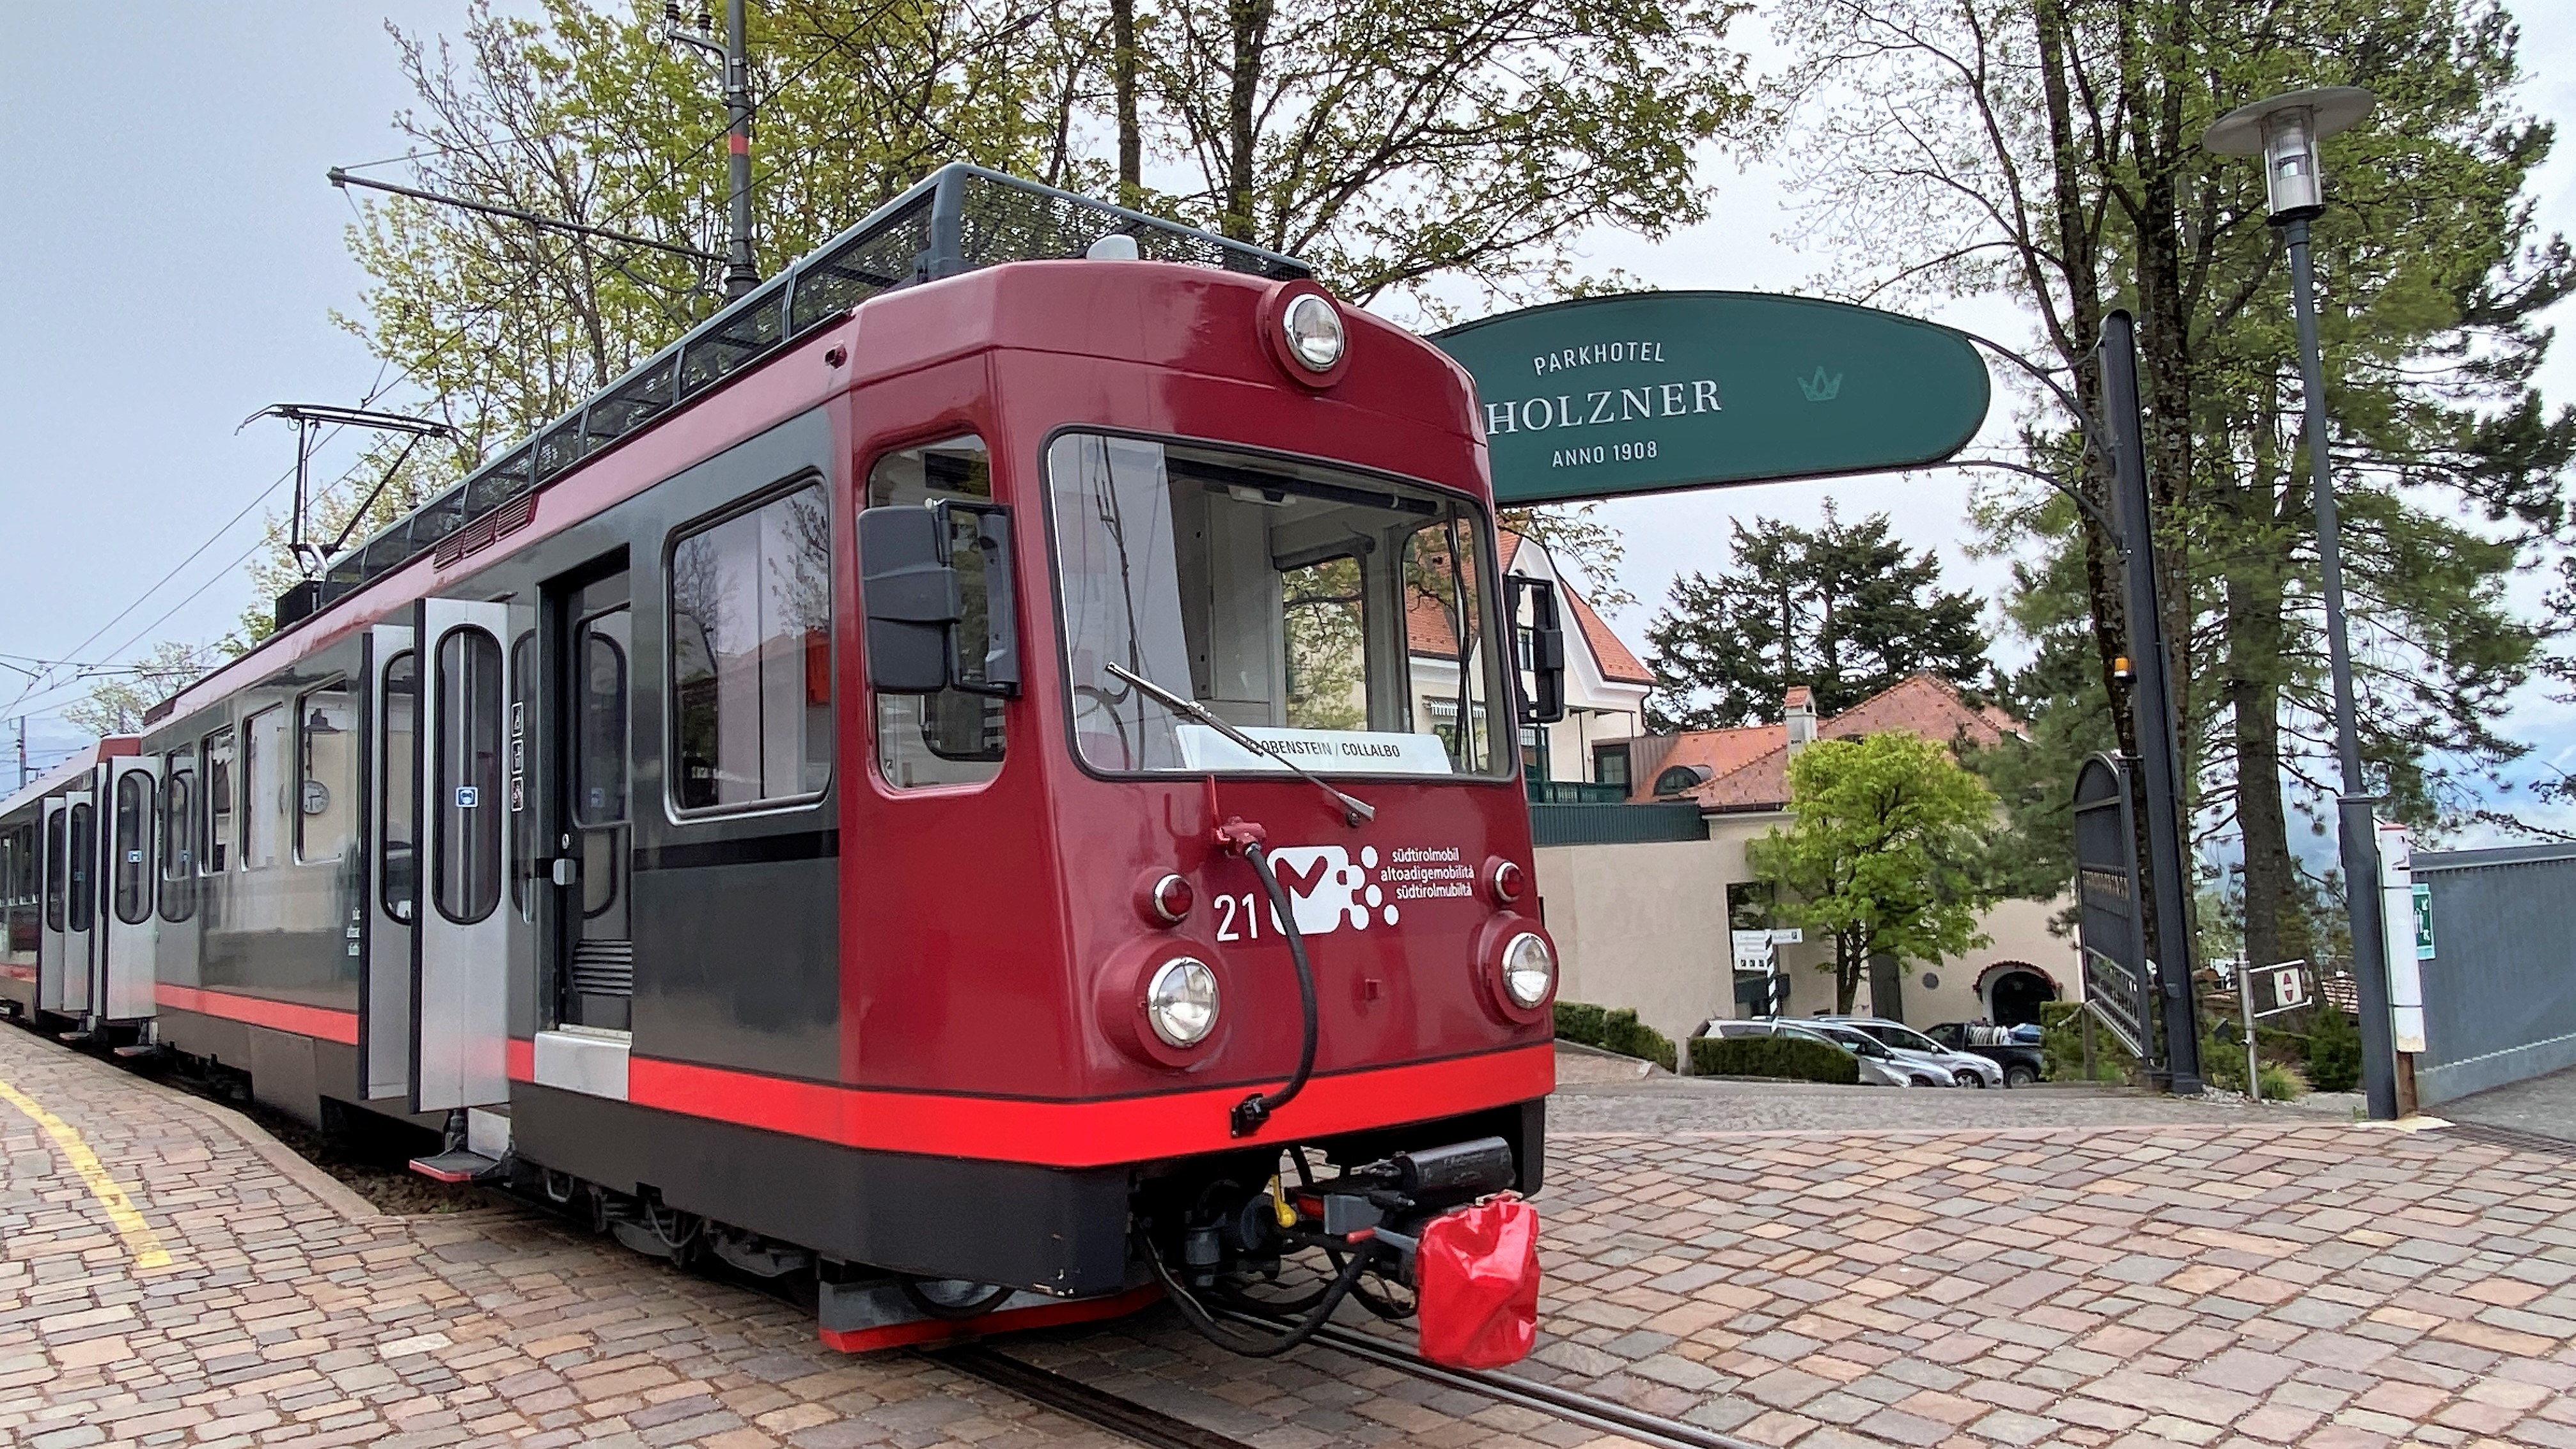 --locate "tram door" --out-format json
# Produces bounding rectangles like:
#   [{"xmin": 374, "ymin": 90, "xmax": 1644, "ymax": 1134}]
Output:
[
  {"xmin": 361, "ymin": 623, "xmax": 417, "ymax": 1101},
  {"xmin": 552, "ymin": 568, "xmax": 632, "ymax": 1034},
  {"xmin": 97, "ymin": 755, "xmax": 161, "ymax": 1021},
  {"xmin": 412, "ymin": 599, "xmax": 512, "ymax": 1113},
  {"xmin": 38, "ymin": 784, "xmax": 95, "ymax": 1016}
]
